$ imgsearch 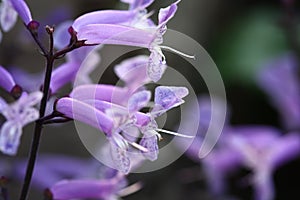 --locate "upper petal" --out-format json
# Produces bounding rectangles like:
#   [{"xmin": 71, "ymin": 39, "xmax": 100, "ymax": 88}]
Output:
[
  {"xmin": 152, "ymin": 86, "xmax": 189, "ymax": 116},
  {"xmin": 158, "ymin": 0, "xmax": 180, "ymax": 26},
  {"xmin": 50, "ymin": 62, "xmax": 80, "ymax": 93},
  {"xmin": 56, "ymin": 97, "xmax": 114, "ymax": 135},
  {"xmin": 77, "ymin": 24, "xmax": 155, "ymax": 47},
  {"xmin": 114, "ymin": 55, "xmax": 152, "ymax": 90},
  {"xmin": 70, "ymin": 84, "xmax": 129, "ymax": 105},
  {"xmin": 9, "ymin": 0, "xmax": 32, "ymax": 25},
  {"xmin": 127, "ymin": 90, "xmax": 151, "ymax": 113},
  {"xmin": 0, "ymin": 65, "xmax": 15, "ymax": 92},
  {"xmin": 73, "ymin": 10, "xmax": 136, "ymax": 31}
]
